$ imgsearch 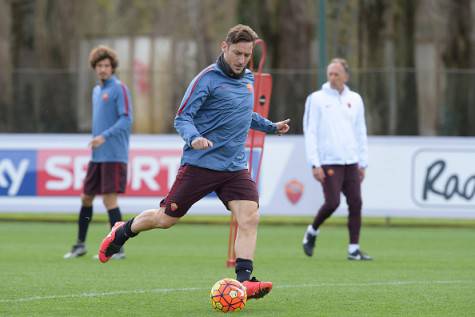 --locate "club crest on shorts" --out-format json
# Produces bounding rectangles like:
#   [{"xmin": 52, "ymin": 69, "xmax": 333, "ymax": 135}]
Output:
[
  {"xmin": 285, "ymin": 179, "xmax": 304, "ymax": 205},
  {"xmin": 327, "ymin": 169, "xmax": 335, "ymax": 176}
]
